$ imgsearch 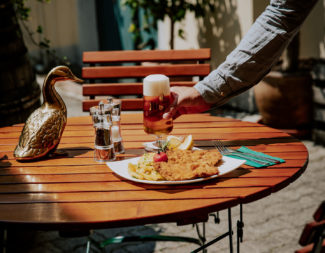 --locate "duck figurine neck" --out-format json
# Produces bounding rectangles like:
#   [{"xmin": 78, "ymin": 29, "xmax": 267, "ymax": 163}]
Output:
[
  {"xmin": 14, "ymin": 66, "xmax": 83, "ymax": 161},
  {"xmin": 43, "ymin": 72, "xmax": 68, "ymax": 114}
]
